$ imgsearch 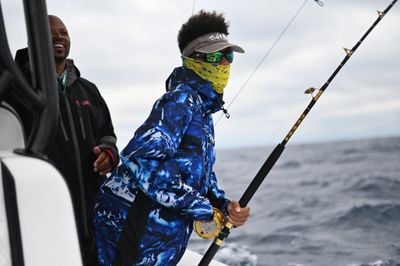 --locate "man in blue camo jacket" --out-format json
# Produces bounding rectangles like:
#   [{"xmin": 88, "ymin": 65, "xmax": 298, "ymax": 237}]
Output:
[{"xmin": 94, "ymin": 10, "xmax": 250, "ymax": 265}]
